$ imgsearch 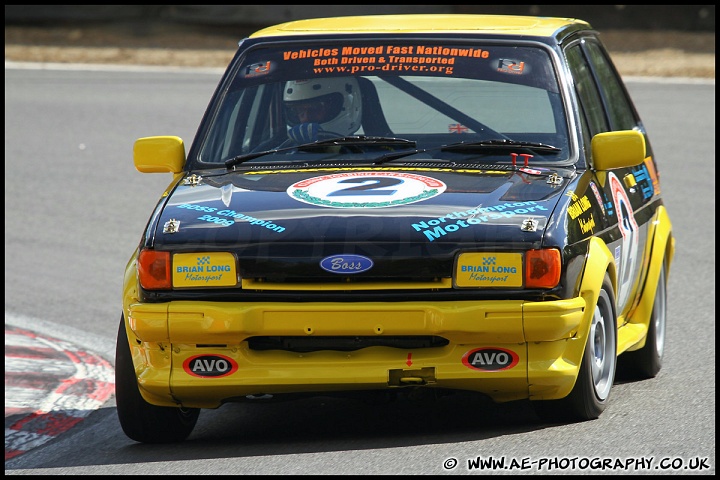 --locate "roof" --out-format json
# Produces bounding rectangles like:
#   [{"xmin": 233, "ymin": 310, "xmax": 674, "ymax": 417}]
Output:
[{"xmin": 249, "ymin": 14, "xmax": 592, "ymax": 39}]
